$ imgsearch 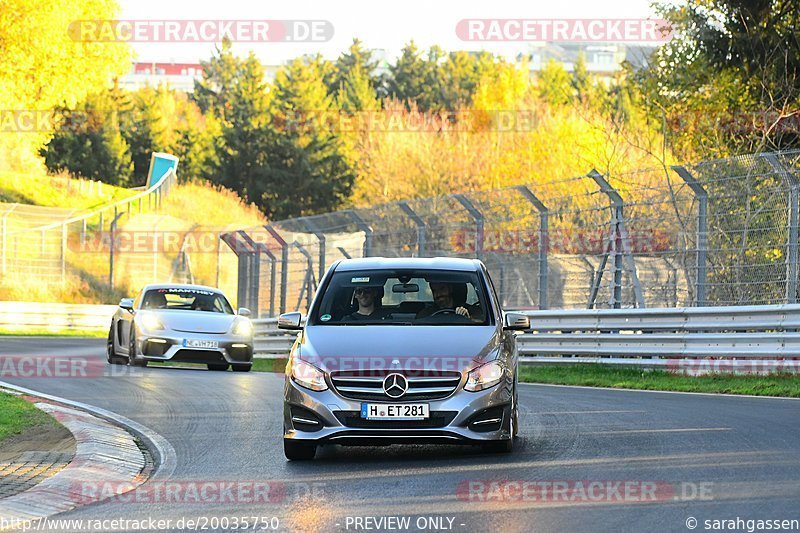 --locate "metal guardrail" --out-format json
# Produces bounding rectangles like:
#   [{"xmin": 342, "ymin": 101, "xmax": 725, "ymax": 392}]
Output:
[
  {"xmin": 251, "ymin": 305, "xmax": 800, "ymax": 368},
  {"xmin": 0, "ymin": 302, "xmax": 117, "ymax": 331}
]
